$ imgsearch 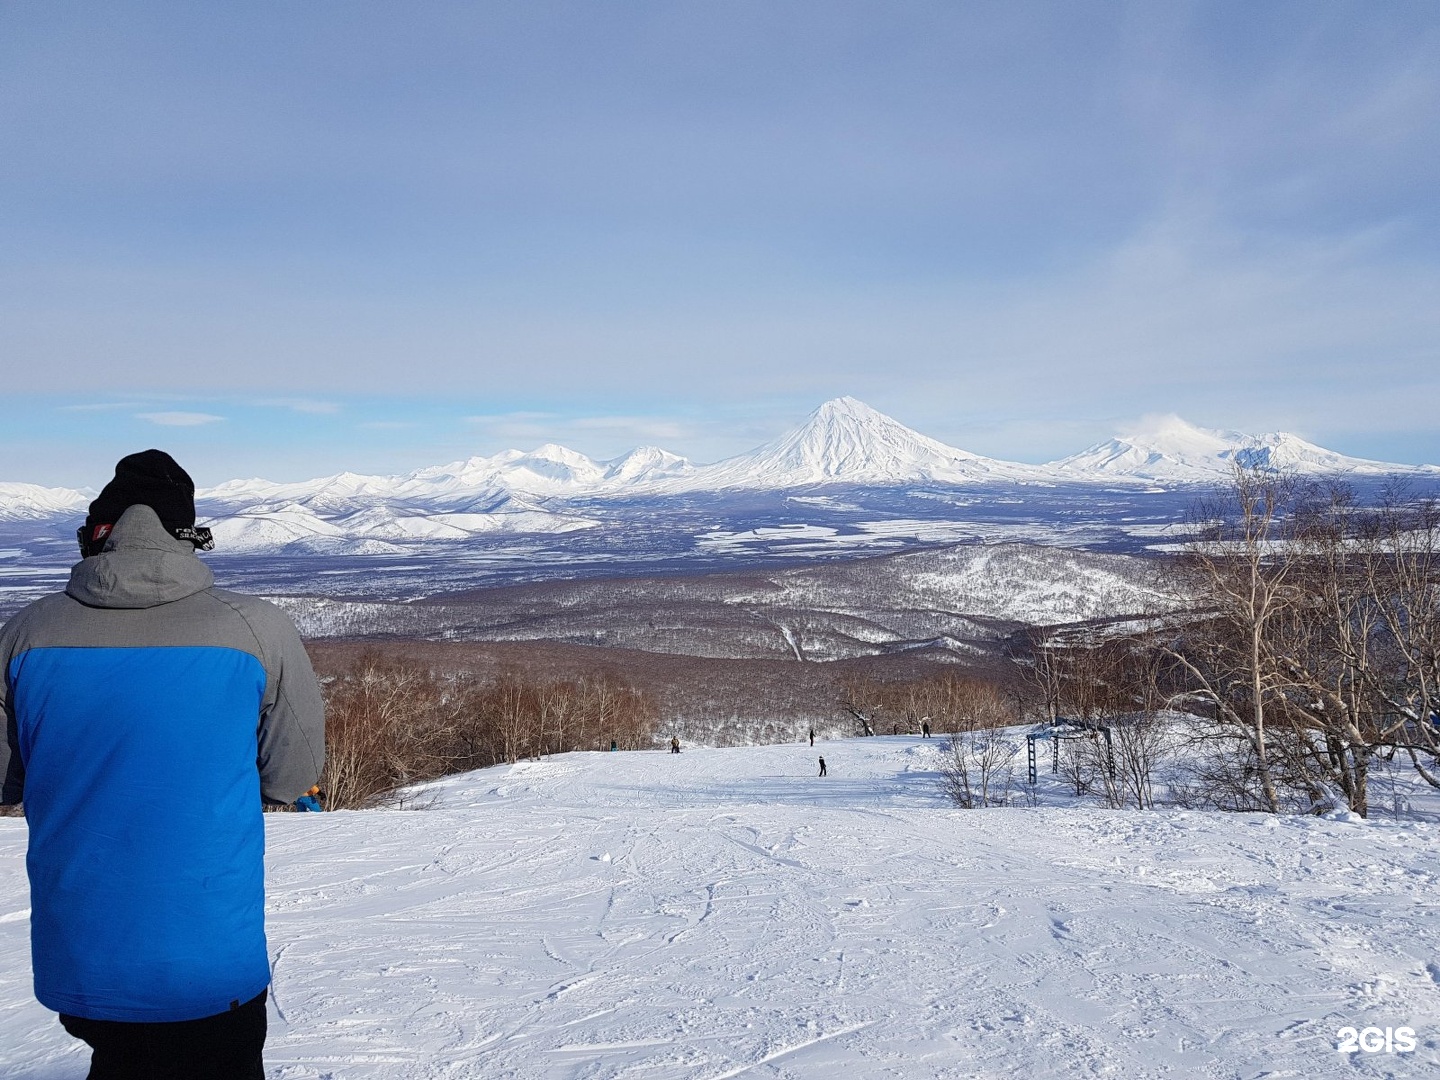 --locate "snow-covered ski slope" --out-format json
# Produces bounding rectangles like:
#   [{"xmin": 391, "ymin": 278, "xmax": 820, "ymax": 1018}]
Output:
[{"xmin": 3, "ymin": 738, "xmax": 1438, "ymax": 1079}]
